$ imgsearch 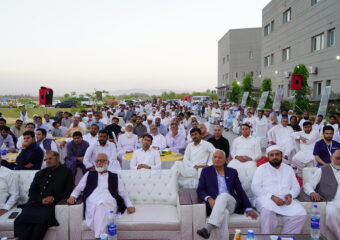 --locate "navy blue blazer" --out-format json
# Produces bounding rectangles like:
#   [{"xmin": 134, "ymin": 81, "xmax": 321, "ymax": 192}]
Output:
[{"xmin": 197, "ymin": 165, "xmax": 252, "ymax": 214}]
